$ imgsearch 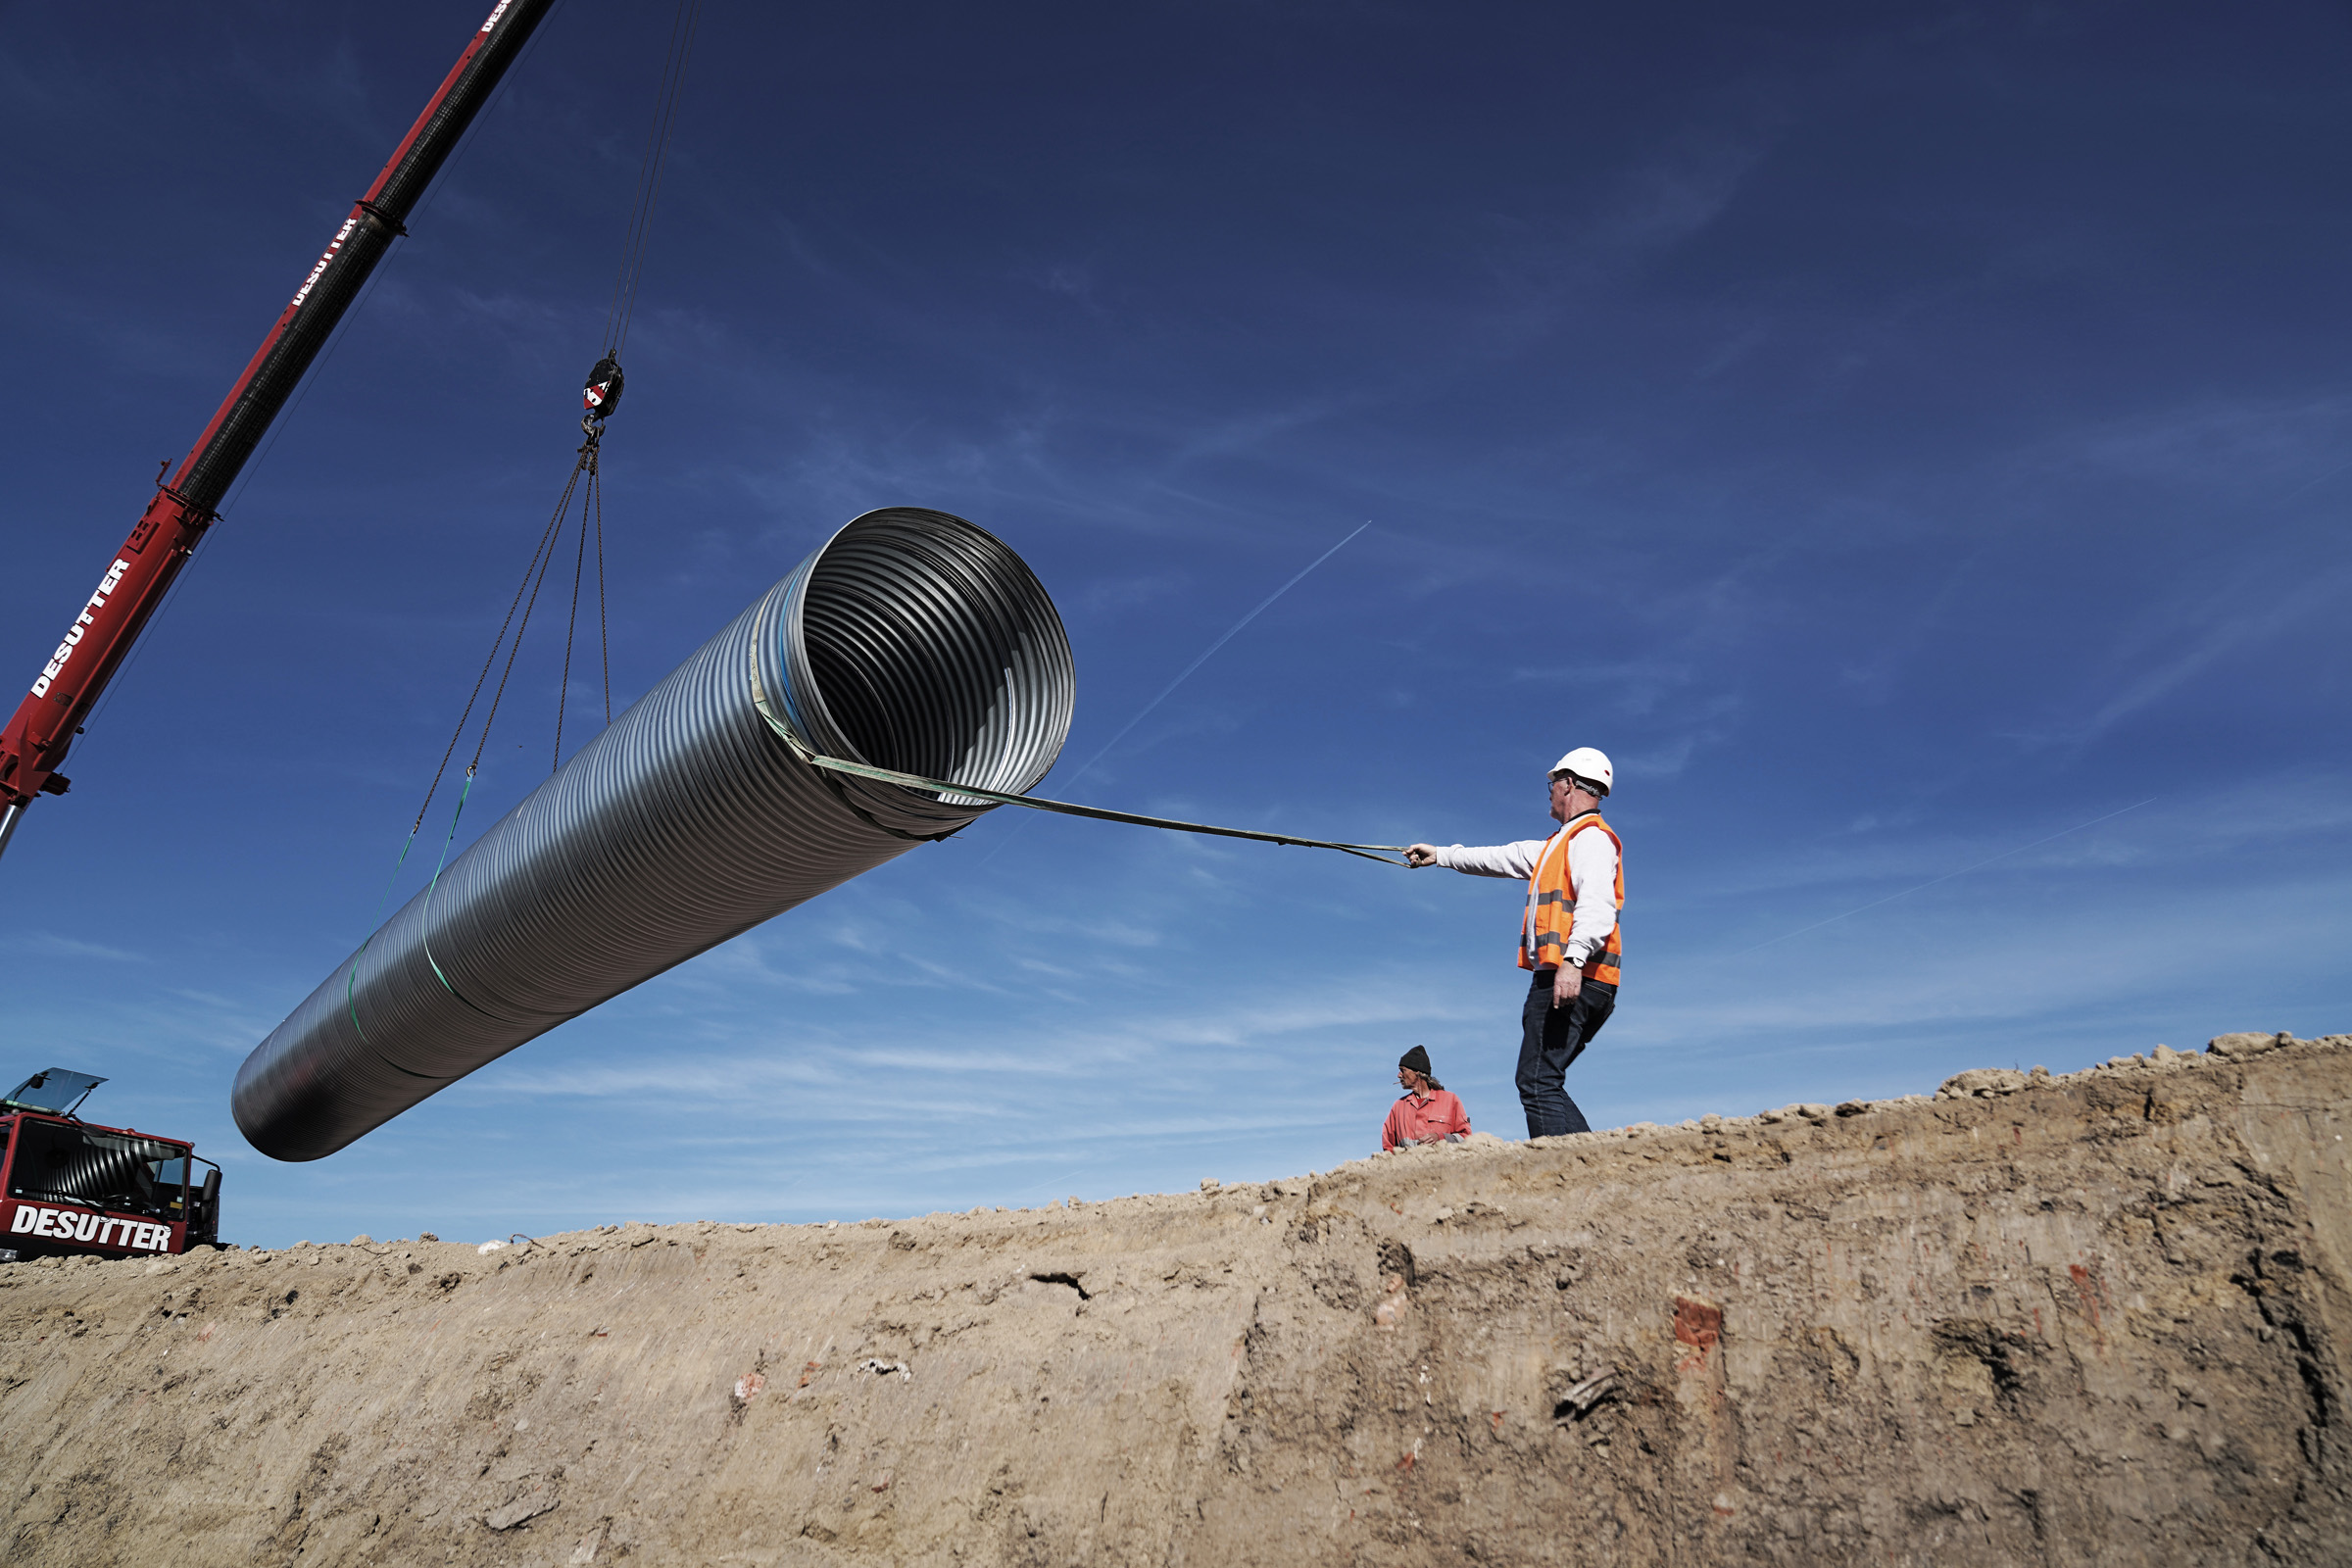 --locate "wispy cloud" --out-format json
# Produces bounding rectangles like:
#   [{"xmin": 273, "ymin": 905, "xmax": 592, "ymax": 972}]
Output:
[
  {"xmin": 19, "ymin": 933, "xmax": 145, "ymax": 962},
  {"xmin": 2026, "ymin": 393, "xmax": 2352, "ymax": 495},
  {"xmin": 1736, "ymin": 795, "xmax": 2162, "ymax": 954},
  {"xmin": 2015, "ymin": 556, "xmax": 2350, "ymax": 751}
]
